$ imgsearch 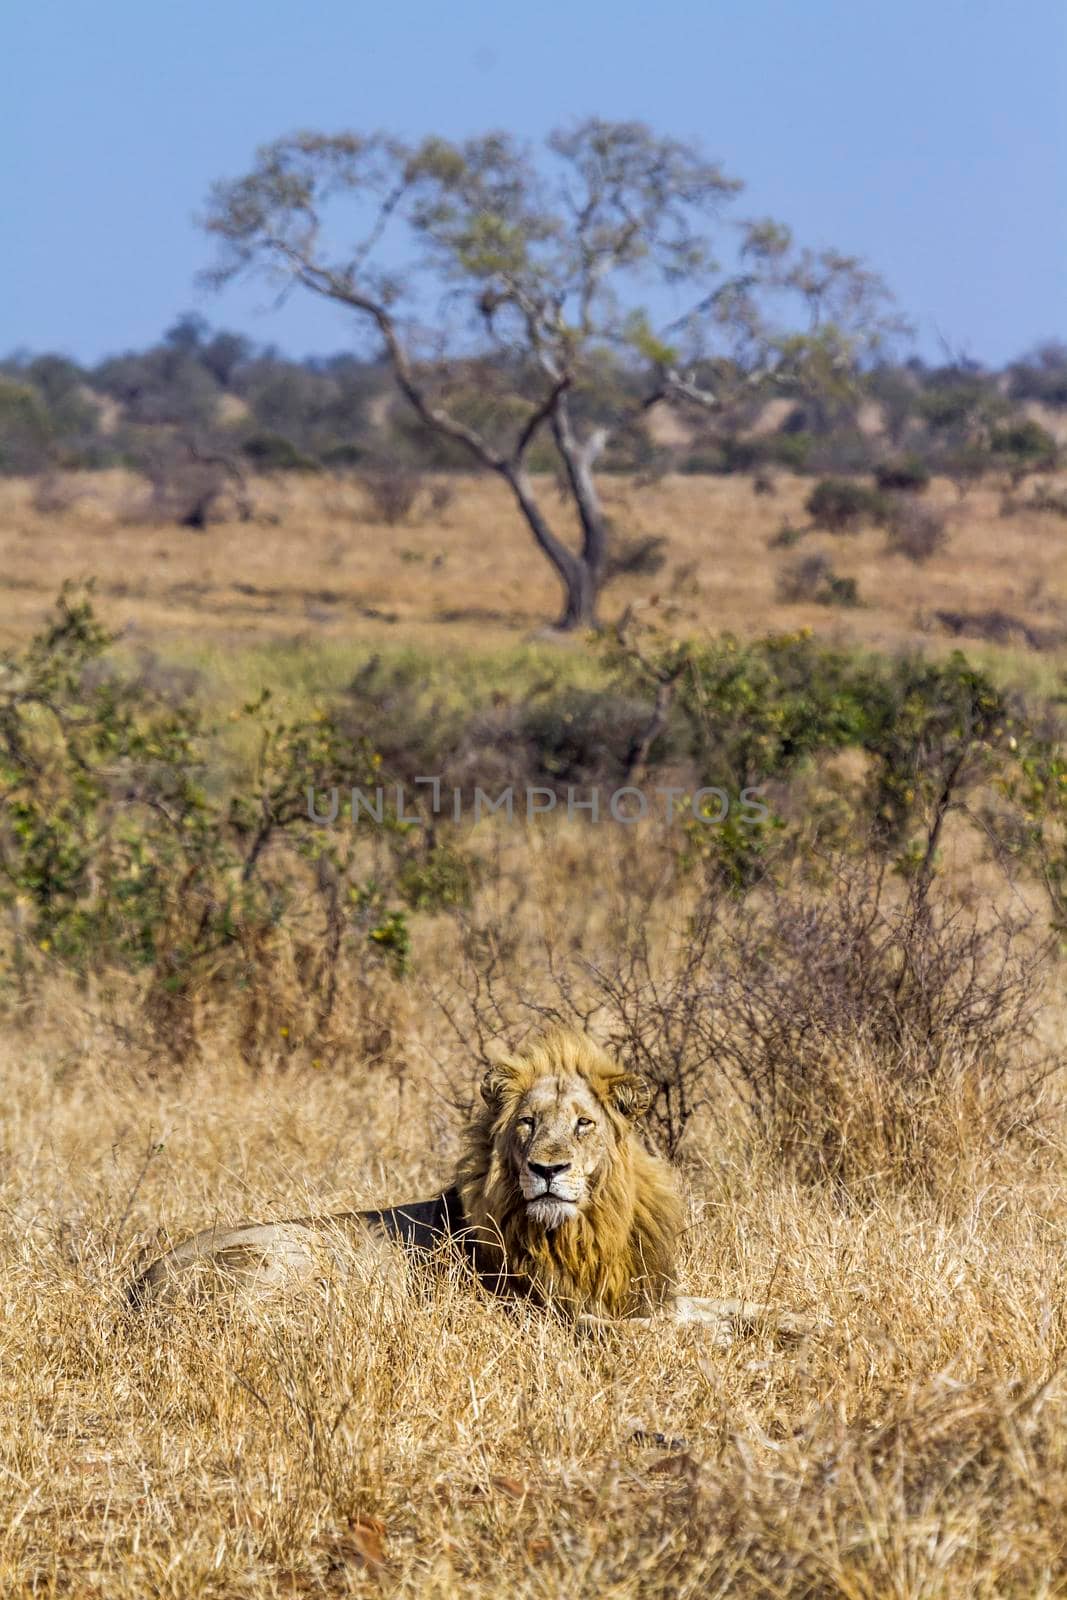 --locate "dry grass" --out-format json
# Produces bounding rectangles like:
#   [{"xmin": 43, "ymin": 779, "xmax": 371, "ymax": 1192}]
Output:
[
  {"xmin": 2, "ymin": 828, "xmax": 1066, "ymax": 1597},
  {"xmin": 1, "ymin": 1022, "xmax": 1064, "ymax": 1597},
  {"xmin": 0, "ymin": 471, "xmax": 1065, "ymax": 677},
  {"xmin": 1, "ymin": 470, "xmax": 1066, "ymax": 1594}
]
